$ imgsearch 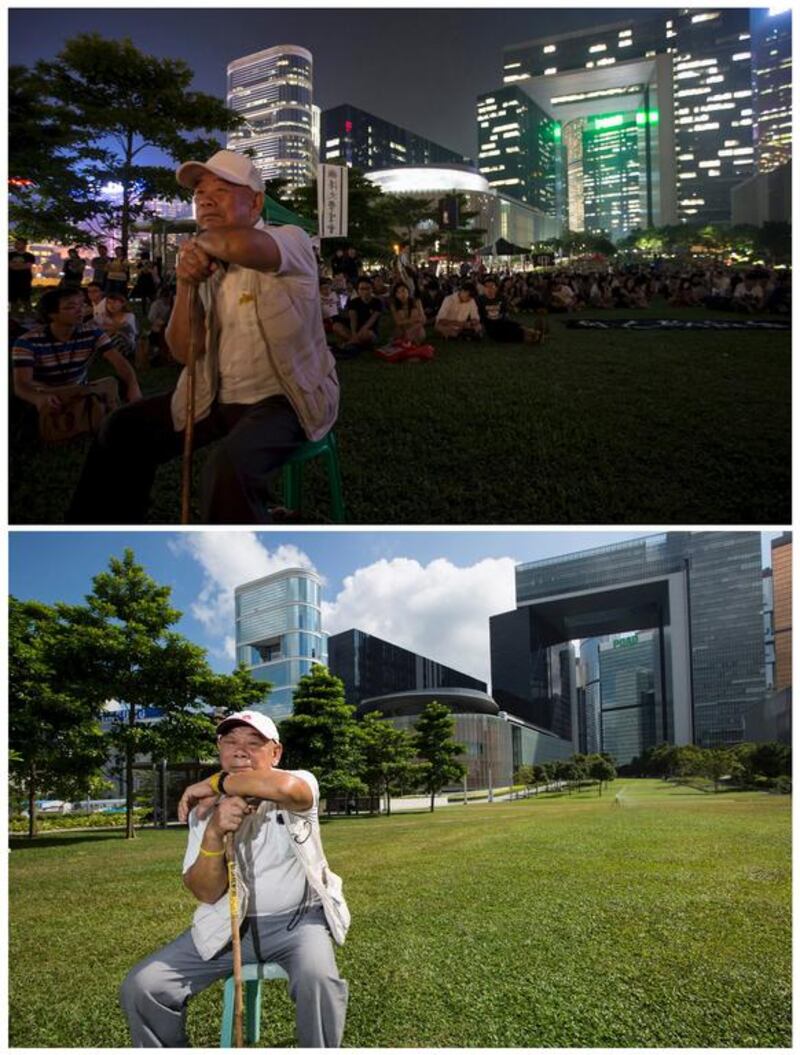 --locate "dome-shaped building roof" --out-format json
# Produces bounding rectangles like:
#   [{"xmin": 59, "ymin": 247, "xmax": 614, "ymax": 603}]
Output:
[{"xmin": 356, "ymin": 687, "xmax": 499, "ymax": 720}]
